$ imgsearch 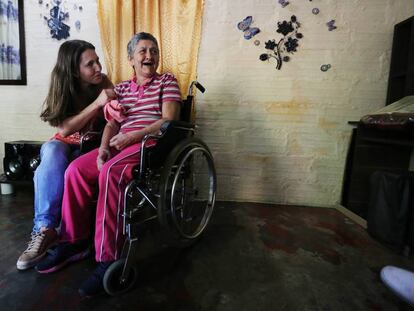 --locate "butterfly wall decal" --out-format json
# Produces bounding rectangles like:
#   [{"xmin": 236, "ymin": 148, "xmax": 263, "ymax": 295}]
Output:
[
  {"xmin": 278, "ymin": 0, "xmax": 289, "ymax": 8},
  {"xmin": 237, "ymin": 16, "xmax": 260, "ymax": 40},
  {"xmin": 326, "ymin": 20, "xmax": 337, "ymax": 31}
]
